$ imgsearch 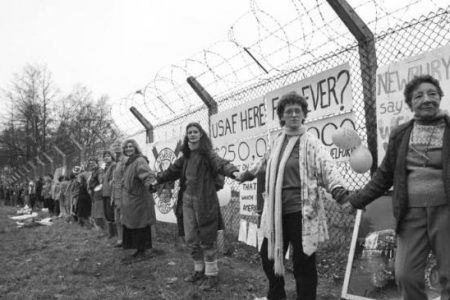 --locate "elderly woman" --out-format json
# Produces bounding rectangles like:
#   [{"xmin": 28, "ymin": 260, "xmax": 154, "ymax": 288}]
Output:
[
  {"xmin": 348, "ymin": 75, "xmax": 450, "ymax": 300},
  {"xmin": 101, "ymin": 150, "xmax": 117, "ymax": 238},
  {"xmin": 156, "ymin": 122, "xmax": 240, "ymax": 291},
  {"xmin": 240, "ymin": 92, "xmax": 350, "ymax": 300},
  {"xmin": 121, "ymin": 139, "xmax": 157, "ymax": 260}
]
